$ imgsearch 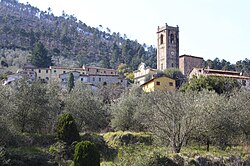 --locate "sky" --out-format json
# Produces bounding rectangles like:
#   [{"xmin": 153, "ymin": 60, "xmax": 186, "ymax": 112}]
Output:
[{"xmin": 18, "ymin": 0, "xmax": 250, "ymax": 63}]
